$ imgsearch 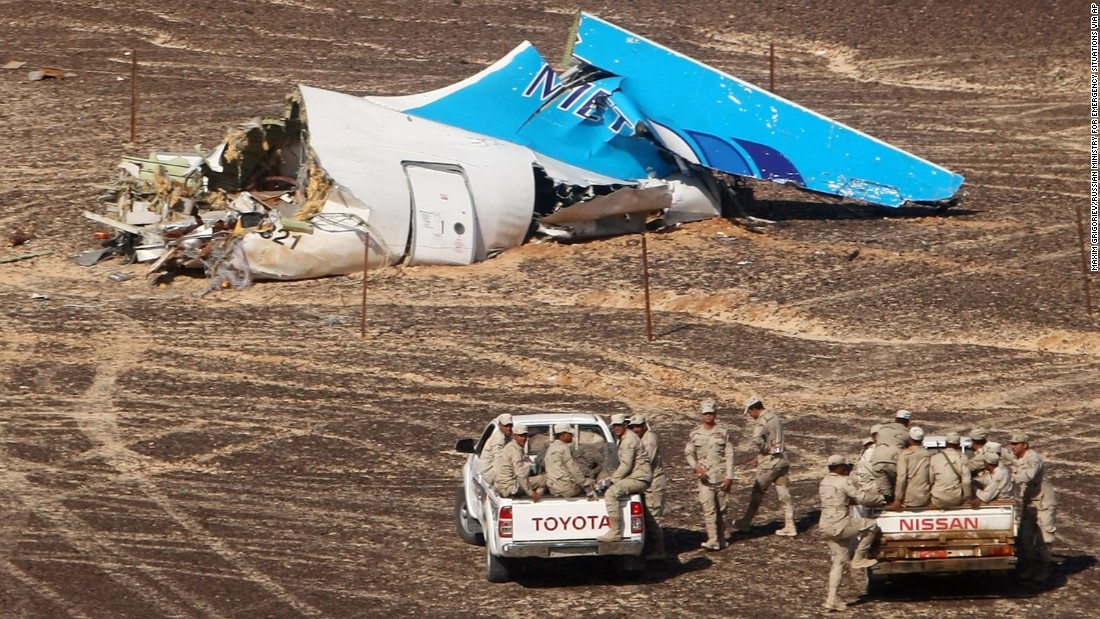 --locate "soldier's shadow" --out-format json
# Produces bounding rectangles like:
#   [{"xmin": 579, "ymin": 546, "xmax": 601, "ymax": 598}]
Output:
[{"xmin": 728, "ymin": 511, "xmax": 821, "ymax": 542}]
